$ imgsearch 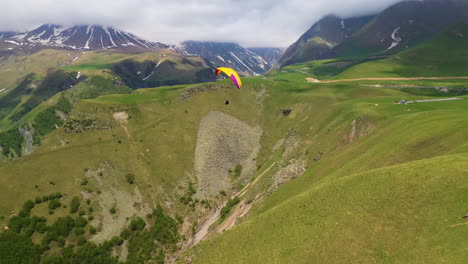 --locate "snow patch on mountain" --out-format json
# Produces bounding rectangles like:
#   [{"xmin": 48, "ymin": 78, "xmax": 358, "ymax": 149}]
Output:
[
  {"xmin": 84, "ymin": 26, "xmax": 94, "ymax": 49},
  {"xmin": 216, "ymin": 55, "xmax": 226, "ymax": 62},
  {"xmin": 180, "ymin": 41, "xmax": 275, "ymax": 75},
  {"xmin": 387, "ymin": 26, "xmax": 402, "ymax": 50},
  {"xmin": 142, "ymin": 60, "xmax": 163, "ymax": 81},
  {"xmin": 229, "ymin": 51, "xmax": 257, "ymax": 75},
  {"xmin": 4, "ymin": 24, "xmax": 167, "ymax": 51},
  {"xmin": 4, "ymin": 40, "xmax": 19, "ymax": 45}
]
